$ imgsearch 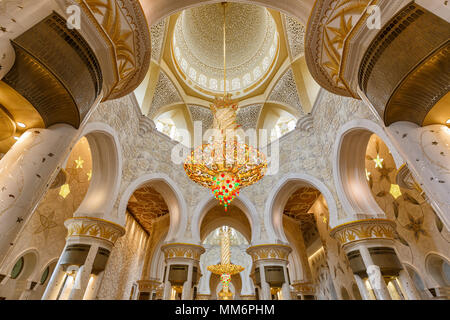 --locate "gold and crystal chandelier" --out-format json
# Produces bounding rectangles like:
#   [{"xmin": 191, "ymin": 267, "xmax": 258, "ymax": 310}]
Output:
[
  {"xmin": 184, "ymin": 3, "xmax": 268, "ymax": 211},
  {"xmin": 207, "ymin": 226, "xmax": 244, "ymax": 299}
]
